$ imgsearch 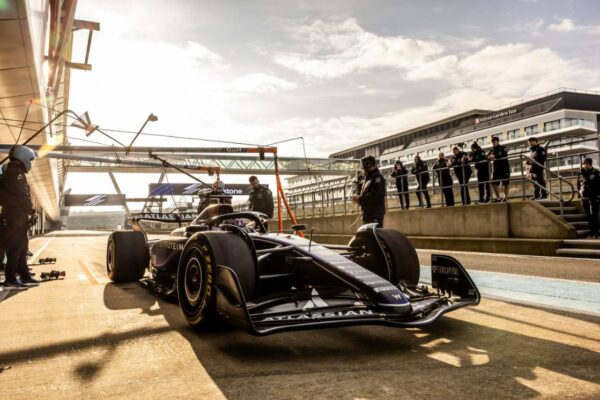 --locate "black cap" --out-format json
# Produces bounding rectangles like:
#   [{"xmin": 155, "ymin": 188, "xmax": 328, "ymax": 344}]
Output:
[
  {"xmin": 491, "ymin": 136, "xmax": 499, "ymax": 142},
  {"xmin": 361, "ymin": 155, "xmax": 376, "ymax": 169},
  {"xmin": 471, "ymin": 142, "xmax": 479, "ymax": 149},
  {"xmin": 583, "ymin": 158, "xmax": 593, "ymax": 165},
  {"xmin": 528, "ymin": 136, "xmax": 538, "ymax": 142},
  {"xmin": 395, "ymin": 160, "xmax": 402, "ymax": 165}
]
